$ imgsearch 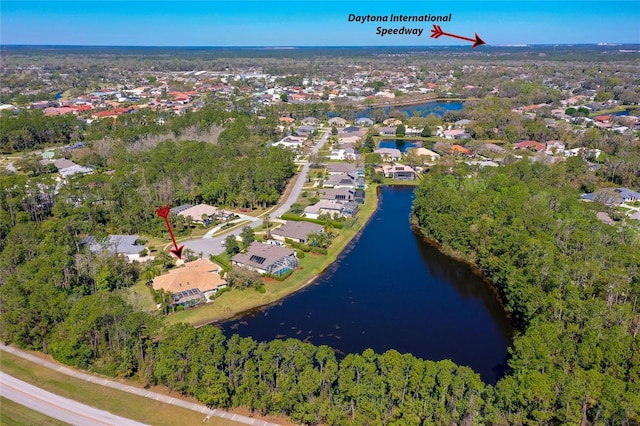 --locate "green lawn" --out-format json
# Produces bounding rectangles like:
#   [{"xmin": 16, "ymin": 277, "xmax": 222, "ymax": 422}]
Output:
[
  {"xmin": 166, "ymin": 183, "xmax": 381, "ymax": 326},
  {"xmin": 1, "ymin": 396, "xmax": 70, "ymax": 426},
  {"xmin": 0, "ymin": 351, "xmax": 243, "ymax": 426}
]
